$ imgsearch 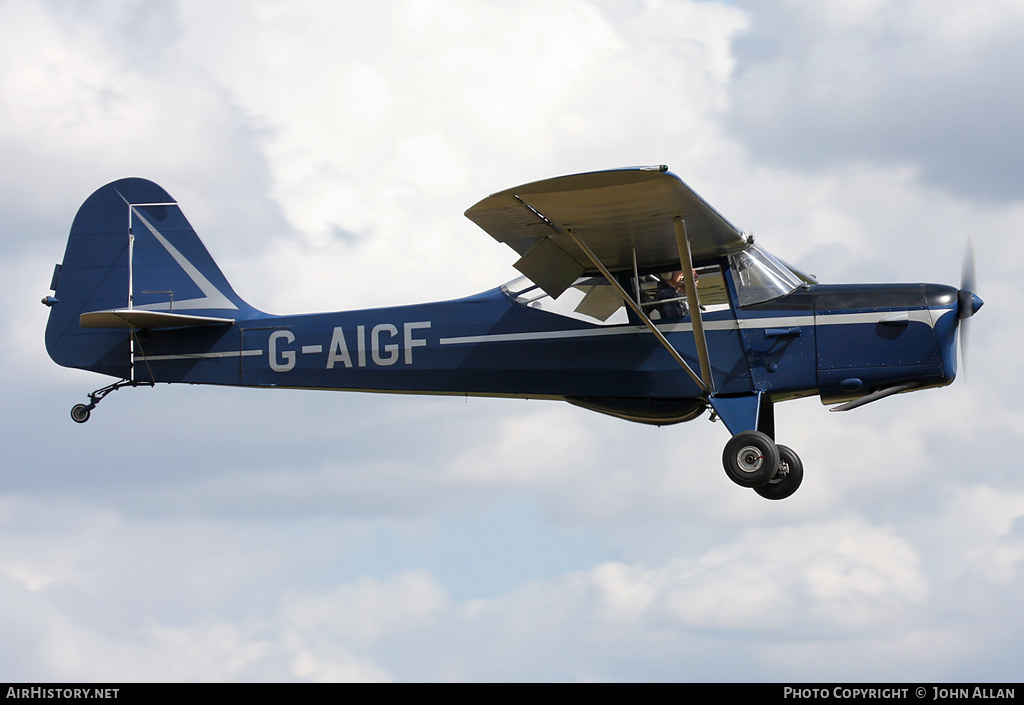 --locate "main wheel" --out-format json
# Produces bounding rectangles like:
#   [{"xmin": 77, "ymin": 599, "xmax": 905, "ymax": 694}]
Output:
[
  {"xmin": 722, "ymin": 431, "xmax": 780, "ymax": 488},
  {"xmin": 755, "ymin": 444, "xmax": 804, "ymax": 500},
  {"xmin": 70, "ymin": 404, "xmax": 91, "ymax": 424}
]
